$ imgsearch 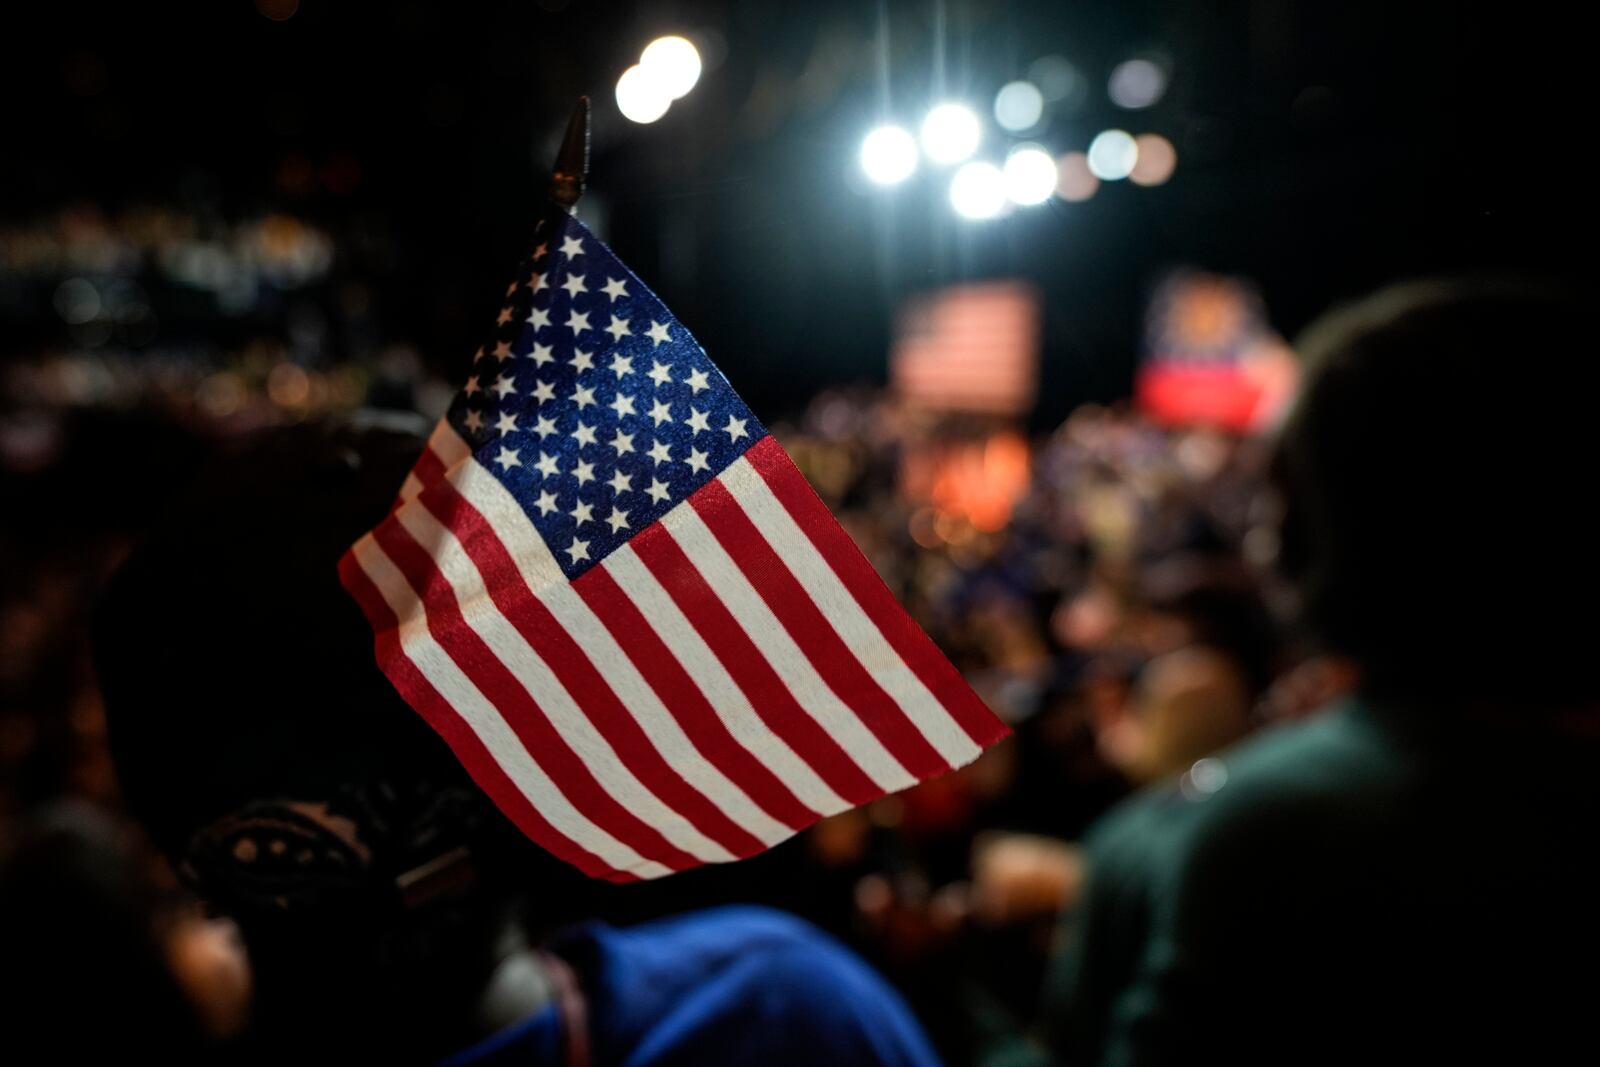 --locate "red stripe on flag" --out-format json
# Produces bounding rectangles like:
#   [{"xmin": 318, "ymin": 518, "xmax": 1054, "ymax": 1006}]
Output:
[
  {"xmin": 369, "ymin": 519, "xmax": 702, "ymax": 872},
  {"xmin": 743, "ymin": 436, "xmax": 1008, "ymax": 748},
  {"xmin": 417, "ymin": 480, "xmax": 768, "ymax": 860},
  {"xmin": 574, "ymin": 562, "xmax": 819, "ymax": 832},
  {"xmin": 690, "ymin": 477, "xmax": 951, "ymax": 780},
  {"xmin": 337, "ymin": 550, "xmax": 633, "ymax": 883},
  {"xmin": 628, "ymin": 523, "xmax": 884, "ymax": 806},
  {"xmin": 413, "ymin": 443, "xmax": 446, "ymax": 489}
]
